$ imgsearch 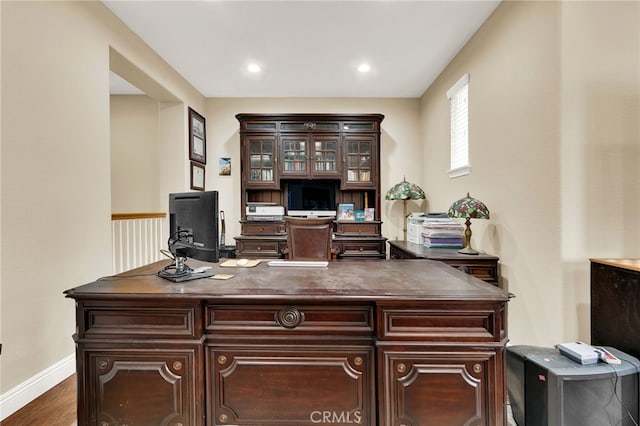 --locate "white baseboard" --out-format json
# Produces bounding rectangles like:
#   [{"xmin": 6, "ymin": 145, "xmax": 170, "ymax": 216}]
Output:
[{"xmin": 0, "ymin": 353, "xmax": 76, "ymax": 421}]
